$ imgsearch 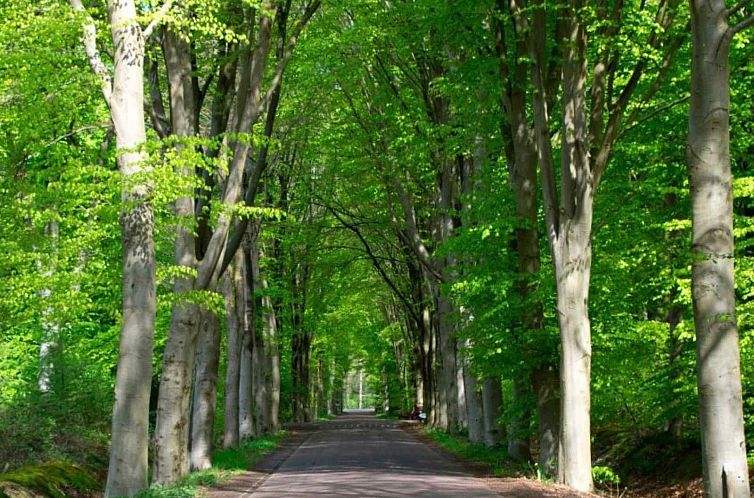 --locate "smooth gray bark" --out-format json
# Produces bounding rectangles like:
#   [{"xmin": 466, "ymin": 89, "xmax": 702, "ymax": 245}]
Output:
[
  {"xmin": 532, "ymin": 365, "xmax": 560, "ymax": 476},
  {"xmin": 152, "ymin": 28, "xmax": 200, "ymax": 485},
  {"xmin": 261, "ymin": 289, "xmax": 280, "ymax": 430},
  {"xmin": 189, "ymin": 309, "xmax": 221, "ymax": 470},
  {"xmin": 688, "ymin": 2, "xmax": 751, "ymax": 496},
  {"xmin": 70, "ymin": 0, "xmax": 158, "ymax": 494},
  {"xmin": 222, "ymin": 254, "xmax": 245, "ymax": 448},
  {"xmin": 461, "ymin": 345, "xmax": 484, "ymax": 445},
  {"xmin": 482, "ymin": 377, "xmax": 503, "ymax": 447}
]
